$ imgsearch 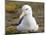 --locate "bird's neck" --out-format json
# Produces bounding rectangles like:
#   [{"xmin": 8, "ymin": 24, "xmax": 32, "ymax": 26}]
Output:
[
  {"xmin": 27, "ymin": 14, "xmax": 32, "ymax": 17},
  {"xmin": 28, "ymin": 11, "xmax": 32, "ymax": 17}
]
